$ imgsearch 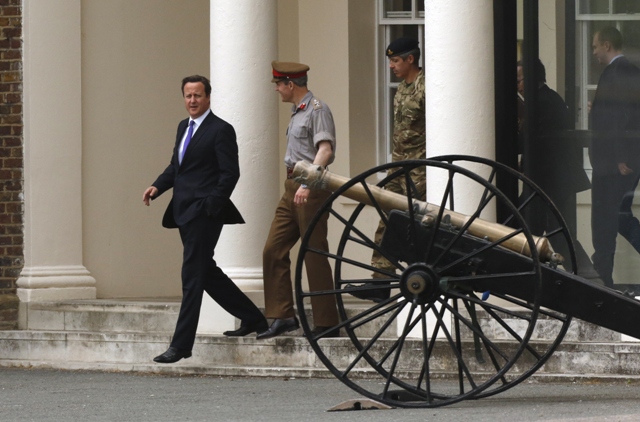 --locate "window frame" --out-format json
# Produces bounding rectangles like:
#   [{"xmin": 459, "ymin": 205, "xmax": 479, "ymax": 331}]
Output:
[{"xmin": 377, "ymin": 0, "xmax": 425, "ymax": 165}]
